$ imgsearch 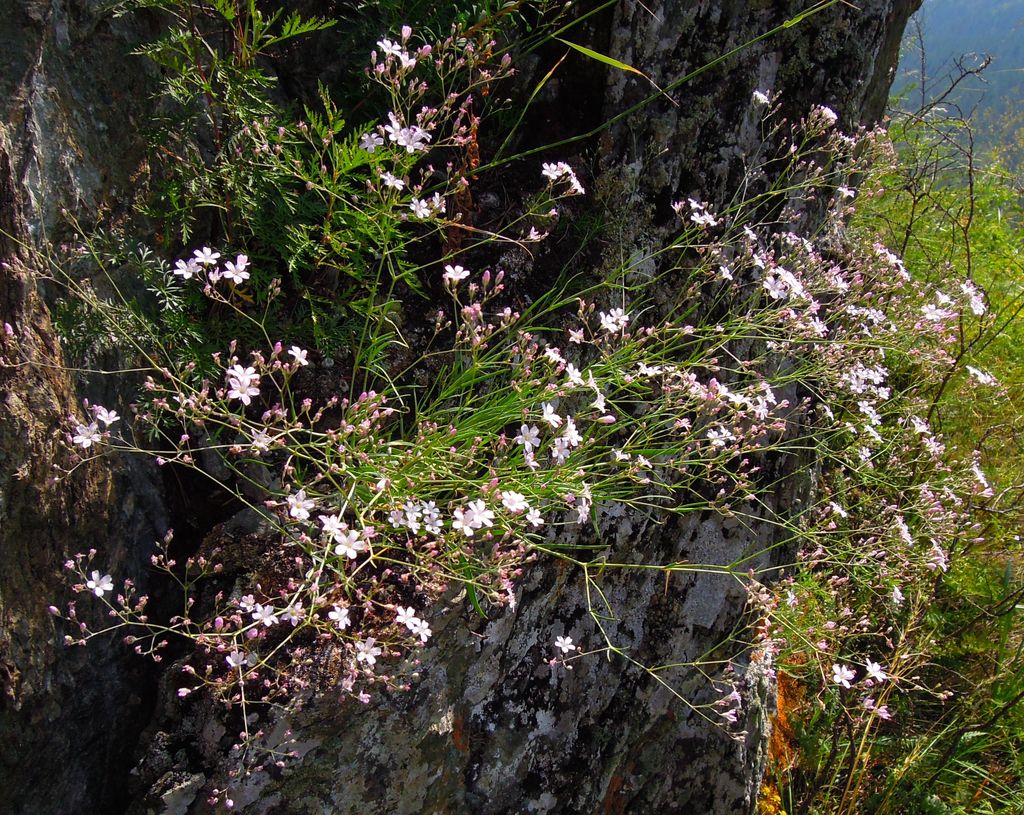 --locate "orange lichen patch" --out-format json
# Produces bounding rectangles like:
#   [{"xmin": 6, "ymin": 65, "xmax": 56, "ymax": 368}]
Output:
[
  {"xmin": 451, "ymin": 708, "xmax": 470, "ymax": 754},
  {"xmin": 769, "ymin": 670, "xmax": 805, "ymax": 772},
  {"xmin": 758, "ymin": 670, "xmax": 807, "ymax": 815},
  {"xmin": 600, "ymin": 760, "xmax": 635, "ymax": 815}
]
